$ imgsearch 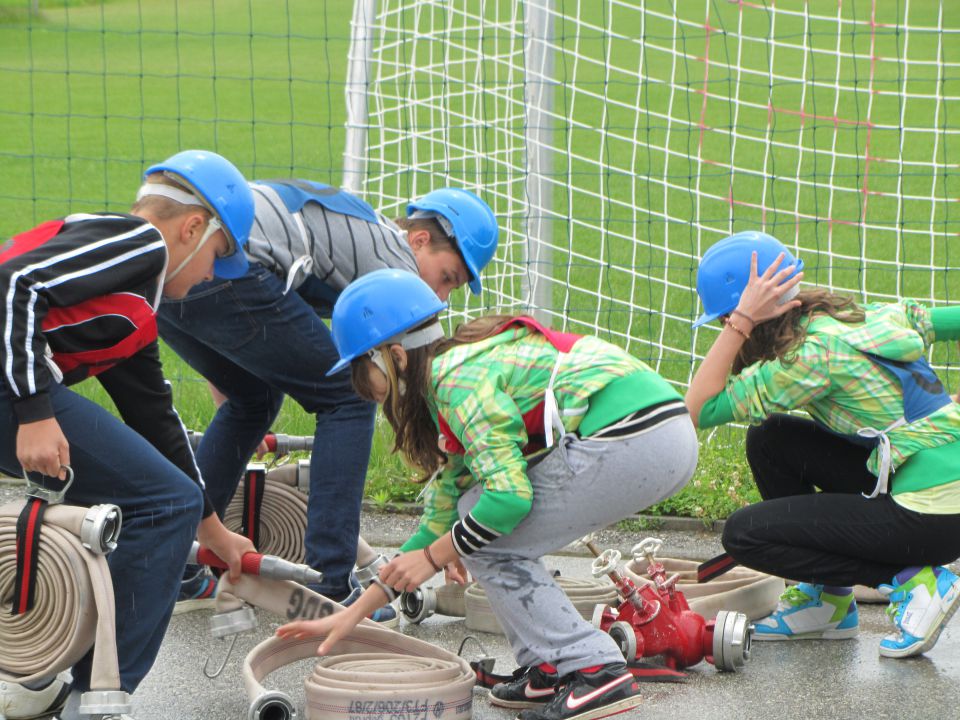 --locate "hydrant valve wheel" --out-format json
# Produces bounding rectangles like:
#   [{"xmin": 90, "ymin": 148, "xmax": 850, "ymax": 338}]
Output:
[
  {"xmin": 591, "ymin": 549, "xmax": 622, "ymax": 578},
  {"xmin": 399, "ymin": 586, "xmax": 437, "ymax": 624},
  {"xmin": 711, "ymin": 610, "xmax": 752, "ymax": 672},
  {"xmin": 631, "ymin": 537, "xmax": 663, "ymax": 562}
]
